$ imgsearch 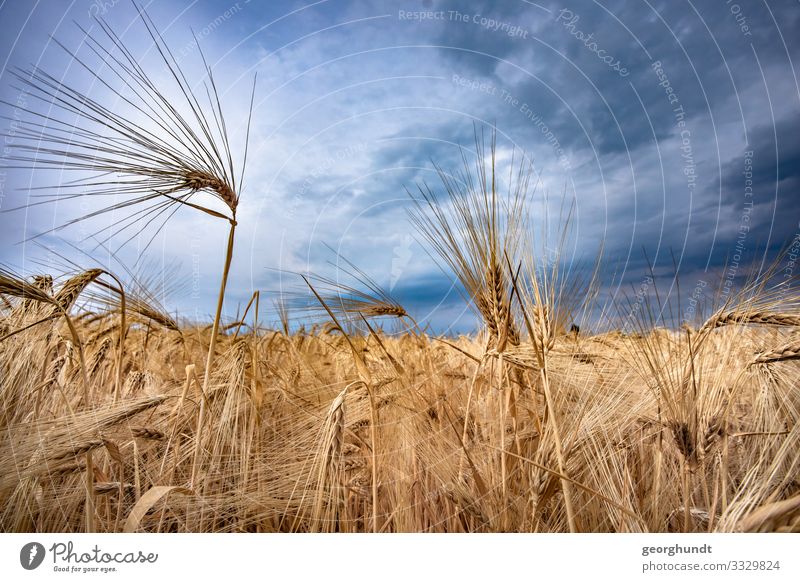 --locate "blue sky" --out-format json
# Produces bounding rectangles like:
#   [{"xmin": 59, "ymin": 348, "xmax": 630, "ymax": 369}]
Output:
[{"xmin": 1, "ymin": 0, "xmax": 798, "ymax": 333}]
